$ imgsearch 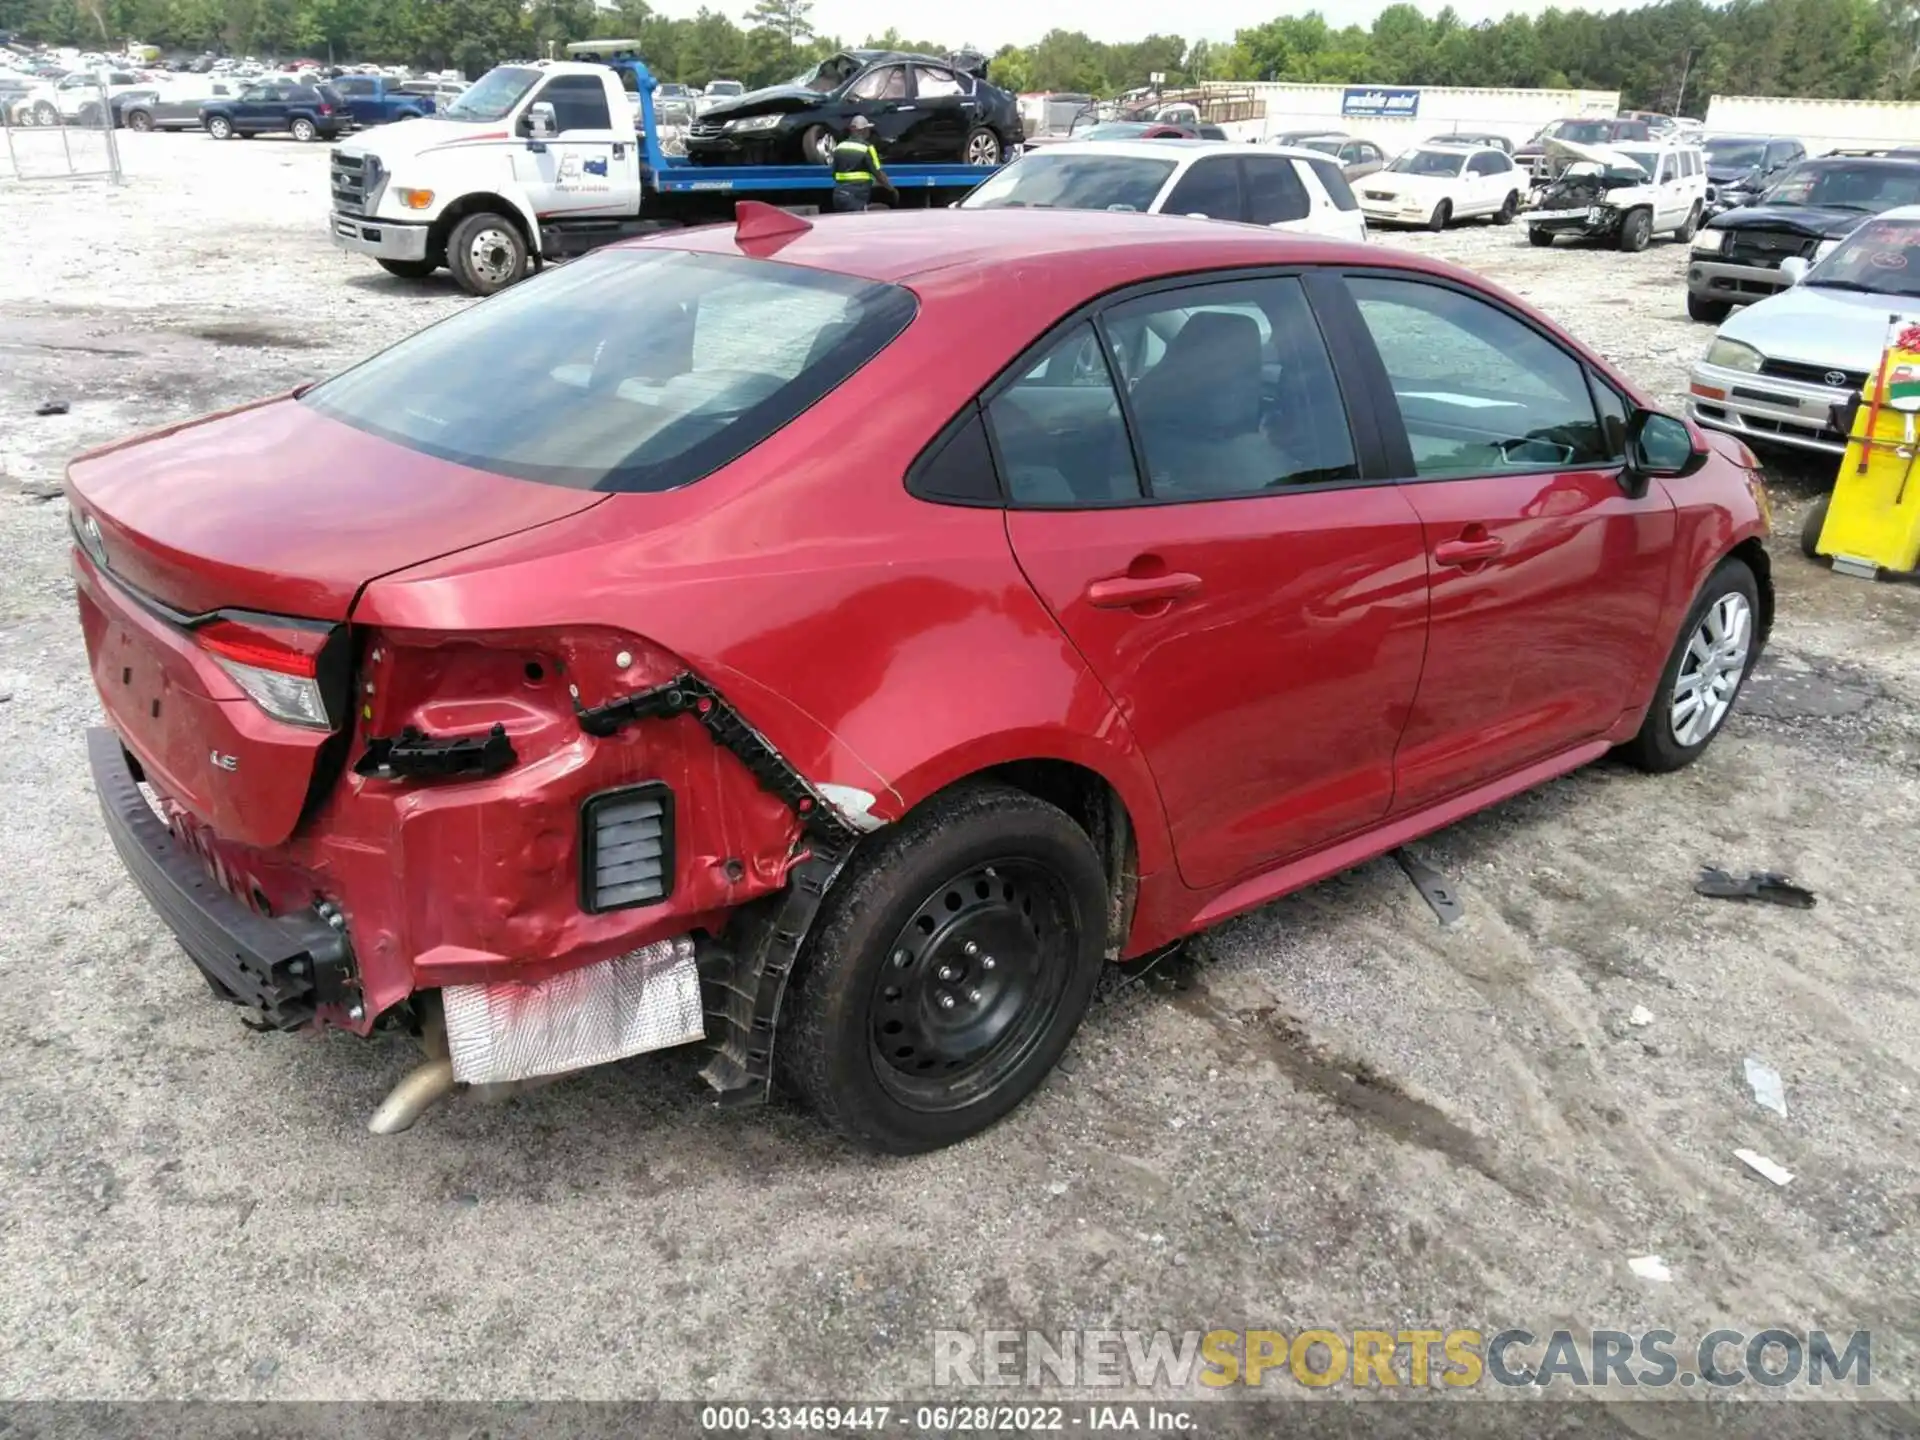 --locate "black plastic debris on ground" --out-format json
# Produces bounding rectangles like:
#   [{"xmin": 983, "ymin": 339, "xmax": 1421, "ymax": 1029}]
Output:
[
  {"xmin": 1696, "ymin": 867, "xmax": 1817, "ymax": 909},
  {"xmin": 35, "ymin": 401, "xmax": 70, "ymax": 416},
  {"xmin": 1395, "ymin": 847, "xmax": 1466, "ymax": 927}
]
